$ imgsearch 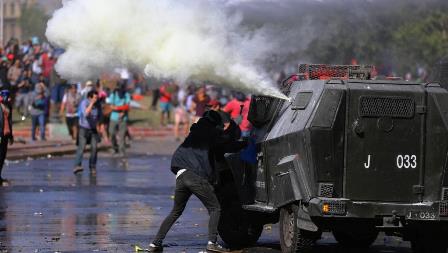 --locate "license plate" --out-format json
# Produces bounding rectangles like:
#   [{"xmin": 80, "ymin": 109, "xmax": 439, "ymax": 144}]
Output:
[{"xmin": 407, "ymin": 211, "xmax": 437, "ymax": 220}]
